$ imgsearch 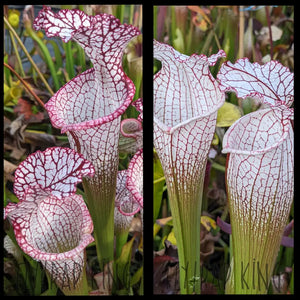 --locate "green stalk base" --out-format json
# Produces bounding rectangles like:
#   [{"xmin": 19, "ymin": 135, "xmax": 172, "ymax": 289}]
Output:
[
  {"xmin": 83, "ymin": 179, "xmax": 115, "ymax": 269},
  {"xmin": 115, "ymin": 230, "xmax": 129, "ymax": 259},
  {"xmin": 227, "ymin": 195, "xmax": 288, "ymax": 294},
  {"xmin": 168, "ymin": 181, "xmax": 203, "ymax": 294},
  {"xmin": 62, "ymin": 264, "xmax": 89, "ymax": 295}
]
